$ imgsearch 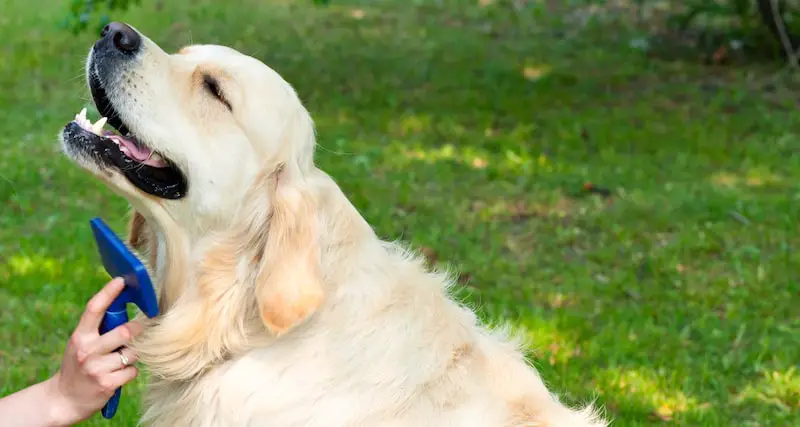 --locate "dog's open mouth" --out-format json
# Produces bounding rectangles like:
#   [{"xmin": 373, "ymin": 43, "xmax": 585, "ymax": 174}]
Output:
[{"xmin": 63, "ymin": 71, "xmax": 188, "ymax": 199}]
